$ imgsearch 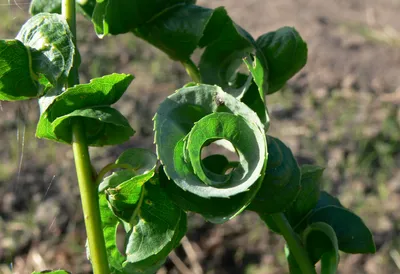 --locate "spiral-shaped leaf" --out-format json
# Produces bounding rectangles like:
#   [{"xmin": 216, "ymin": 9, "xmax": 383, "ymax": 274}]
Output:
[
  {"xmin": 36, "ymin": 73, "xmax": 135, "ymax": 146},
  {"xmin": 154, "ymin": 84, "xmax": 267, "ymax": 223},
  {"xmin": 16, "ymin": 13, "xmax": 75, "ymax": 85}
]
